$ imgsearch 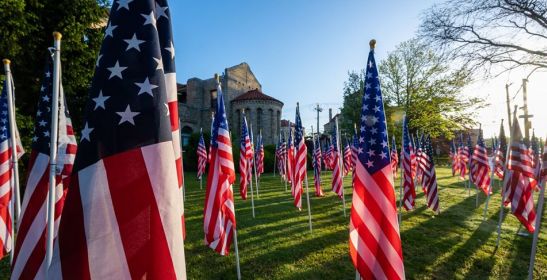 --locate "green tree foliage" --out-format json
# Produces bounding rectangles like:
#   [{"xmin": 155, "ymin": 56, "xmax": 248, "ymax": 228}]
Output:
[
  {"xmin": 0, "ymin": 0, "xmax": 109, "ymax": 151},
  {"xmin": 341, "ymin": 39, "xmax": 486, "ymax": 143}
]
